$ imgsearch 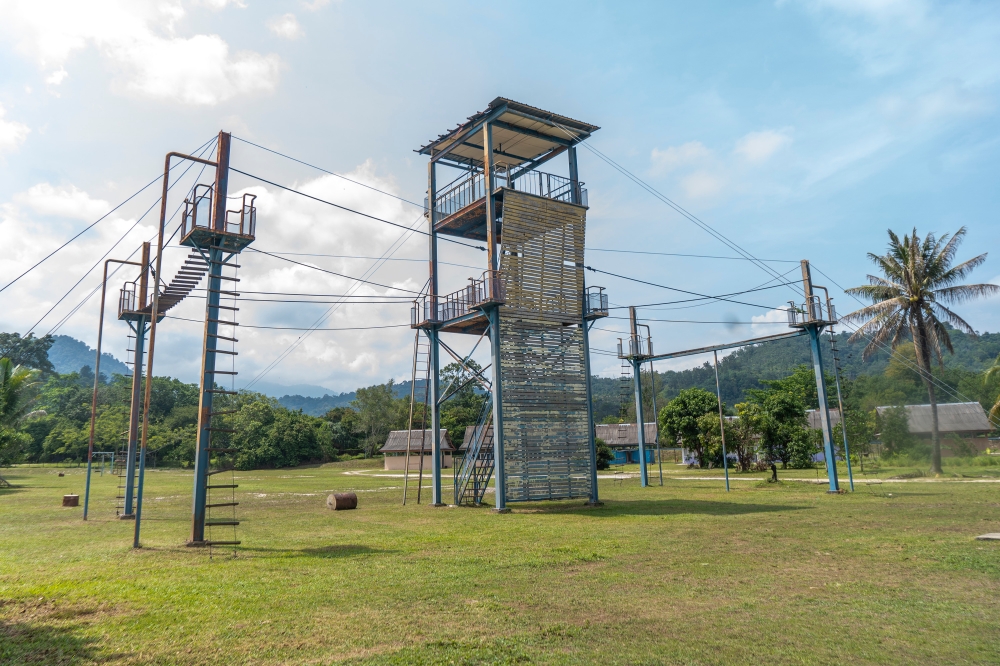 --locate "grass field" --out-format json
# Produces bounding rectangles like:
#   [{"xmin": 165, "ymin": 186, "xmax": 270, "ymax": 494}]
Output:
[{"xmin": 2, "ymin": 459, "xmax": 999, "ymax": 665}]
